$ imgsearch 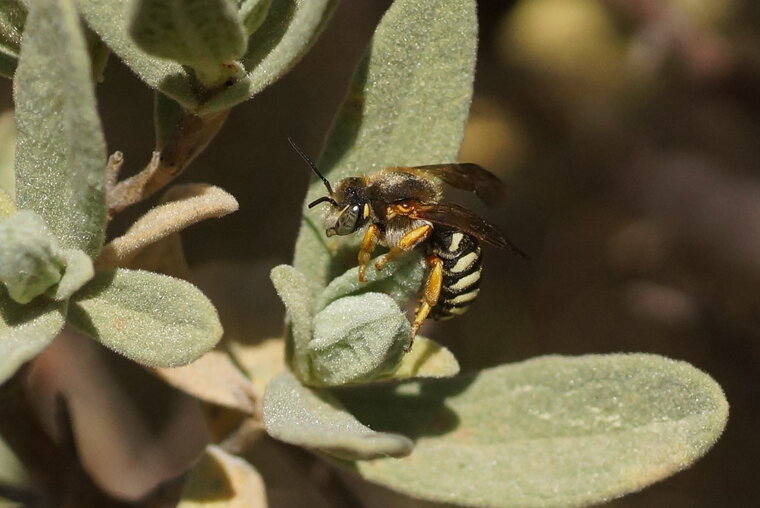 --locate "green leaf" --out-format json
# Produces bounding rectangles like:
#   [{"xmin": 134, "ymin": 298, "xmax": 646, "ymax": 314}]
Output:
[
  {"xmin": 79, "ymin": 0, "xmax": 337, "ymax": 114},
  {"xmin": 0, "ymin": 187, "xmax": 13, "ymax": 219},
  {"xmin": 52, "ymin": 248, "xmax": 94, "ymax": 301},
  {"xmin": 333, "ymin": 354, "xmax": 729, "ymax": 508},
  {"xmin": 270, "ymin": 264, "xmax": 314, "ymax": 381},
  {"xmin": 0, "ymin": 111, "xmax": 16, "ymax": 201},
  {"xmin": 0, "ymin": 0, "xmax": 26, "ymax": 78},
  {"xmin": 14, "ymin": 0, "xmax": 107, "ymax": 258},
  {"xmin": 316, "ymin": 253, "xmax": 425, "ymax": 312},
  {"xmin": 178, "ymin": 445, "xmax": 267, "ymax": 508},
  {"xmin": 236, "ymin": 0, "xmax": 271, "ymax": 36},
  {"xmin": 293, "ymin": 0, "xmax": 477, "ymax": 289},
  {"xmin": 0, "ymin": 211, "xmax": 94, "ymax": 304},
  {"xmin": 0, "ymin": 288, "xmax": 65, "ymax": 384},
  {"xmin": 129, "ymin": 0, "xmax": 246, "ymax": 88},
  {"xmin": 378, "ymin": 335, "xmax": 459, "ymax": 381},
  {"xmin": 309, "ymin": 293, "xmax": 408, "ymax": 386},
  {"xmin": 263, "ymin": 371, "xmax": 413, "ymax": 460},
  {"xmin": 199, "ymin": 0, "xmax": 338, "ymax": 114},
  {"xmin": 68, "ymin": 268, "xmax": 222, "ymax": 367},
  {"xmin": 0, "ymin": 211, "xmax": 65, "ymax": 304}
]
